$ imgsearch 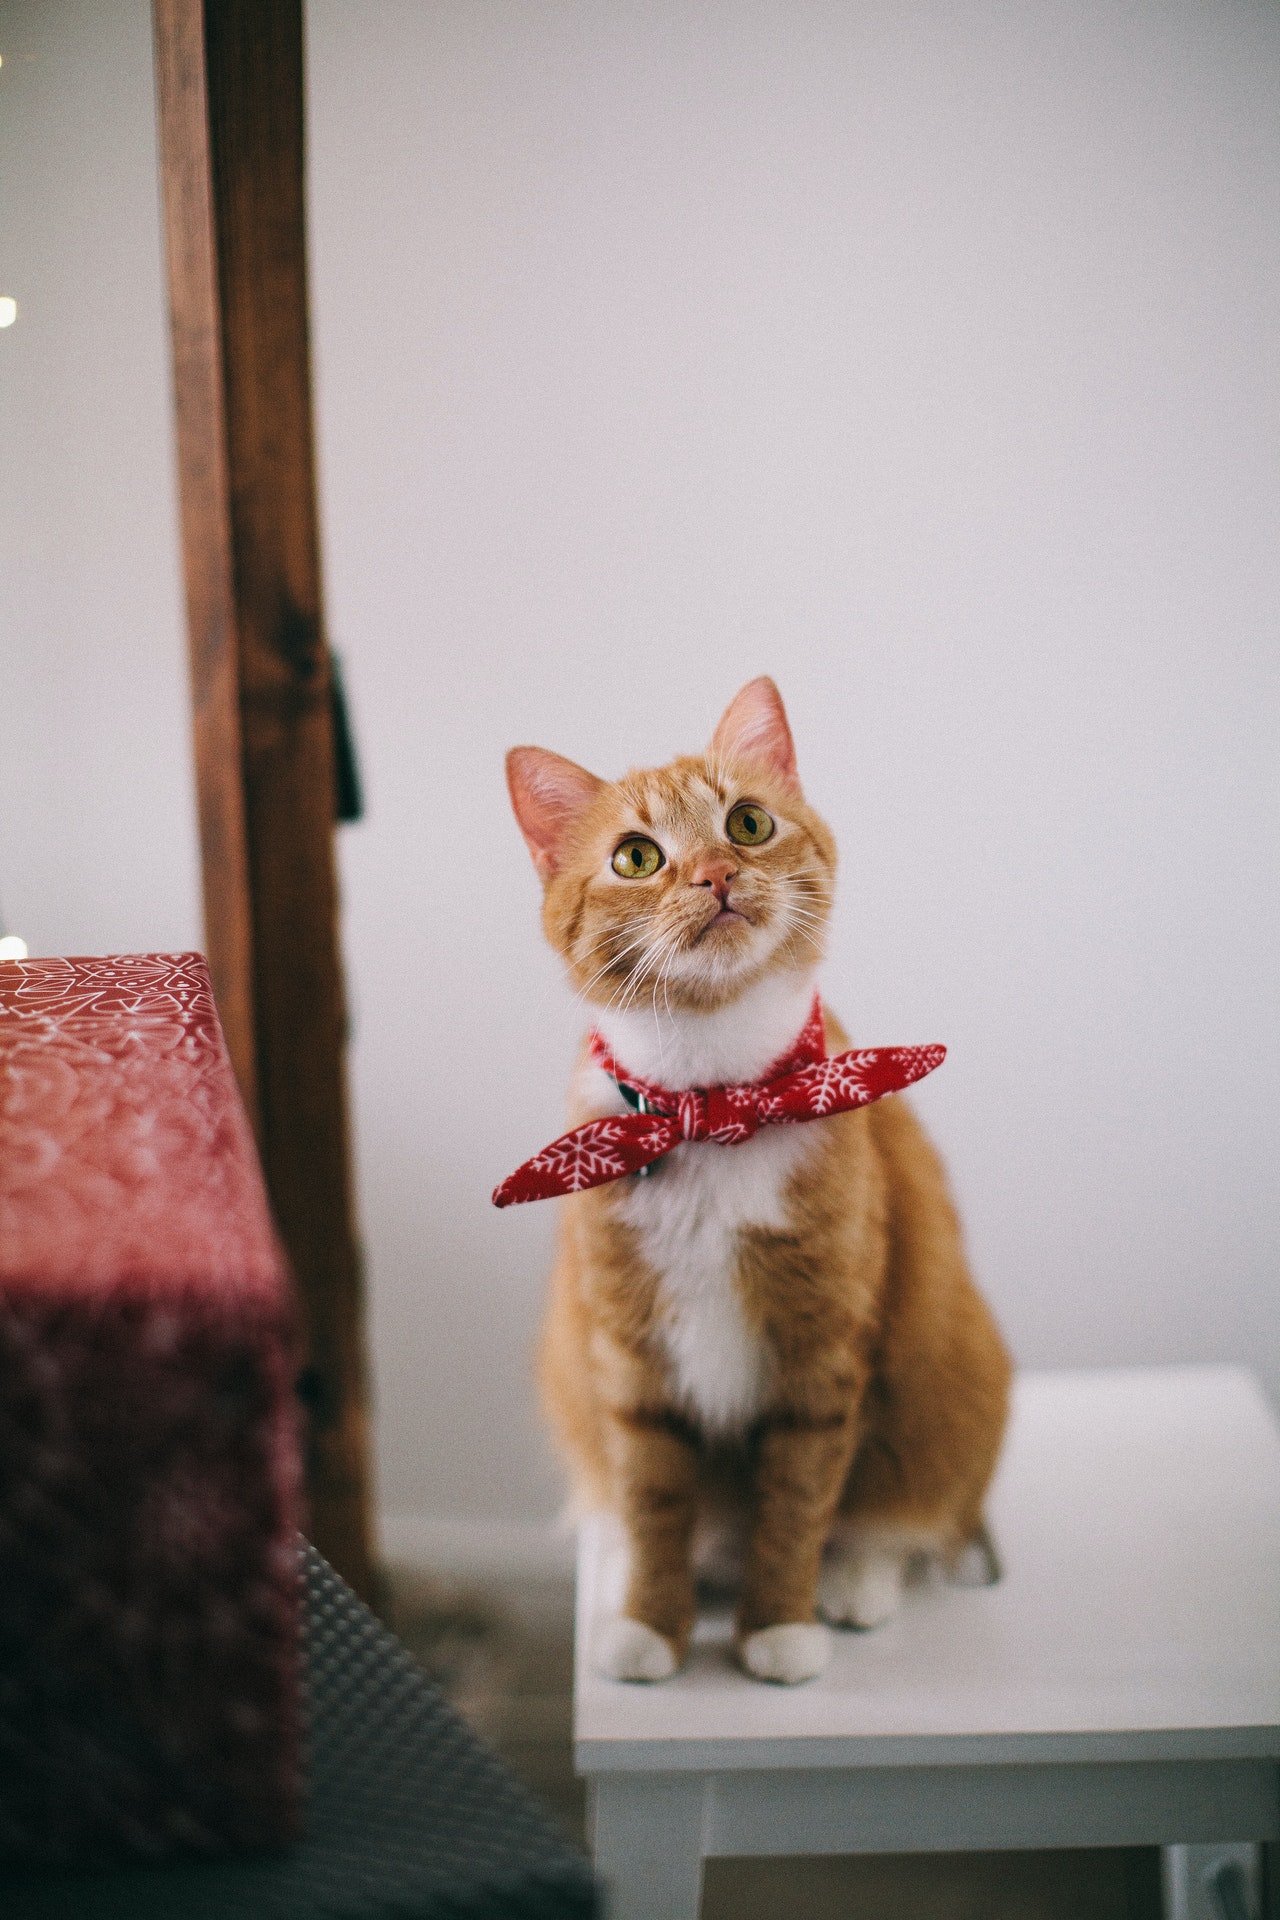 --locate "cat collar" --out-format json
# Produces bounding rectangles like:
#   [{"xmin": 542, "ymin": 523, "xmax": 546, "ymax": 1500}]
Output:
[{"xmin": 492, "ymin": 997, "xmax": 945, "ymax": 1208}]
